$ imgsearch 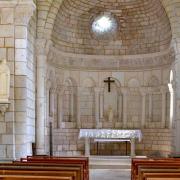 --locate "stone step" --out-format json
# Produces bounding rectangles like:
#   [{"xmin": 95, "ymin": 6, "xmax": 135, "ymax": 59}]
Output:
[{"xmin": 89, "ymin": 156, "xmax": 131, "ymax": 169}]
